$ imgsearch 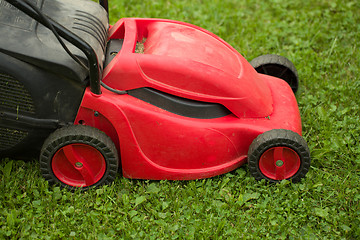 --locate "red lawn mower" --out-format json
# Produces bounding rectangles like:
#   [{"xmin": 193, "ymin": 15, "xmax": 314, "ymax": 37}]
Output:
[{"xmin": 0, "ymin": 0, "xmax": 310, "ymax": 189}]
